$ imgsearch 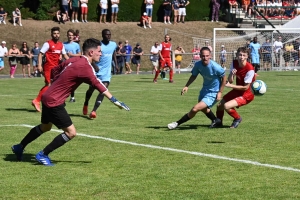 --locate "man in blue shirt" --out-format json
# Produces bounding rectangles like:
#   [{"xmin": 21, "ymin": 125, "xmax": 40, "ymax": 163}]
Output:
[
  {"xmin": 124, "ymin": 40, "xmax": 132, "ymax": 74},
  {"xmin": 261, "ymin": 38, "xmax": 271, "ymax": 71},
  {"xmin": 83, "ymin": 29, "xmax": 118, "ymax": 119},
  {"xmin": 31, "ymin": 42, "xmax": 41, "ymax": 77},
  {"xmin": 249, "ymin": 37, "xmax": 261, "ymax": 73},
  {"xmin": 63, "ymin": 29, "xmax": 81, "ymax": 102},
  {"xmin": 168, "ymin": 47, "xmax": 226, "ymax": 129}
]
